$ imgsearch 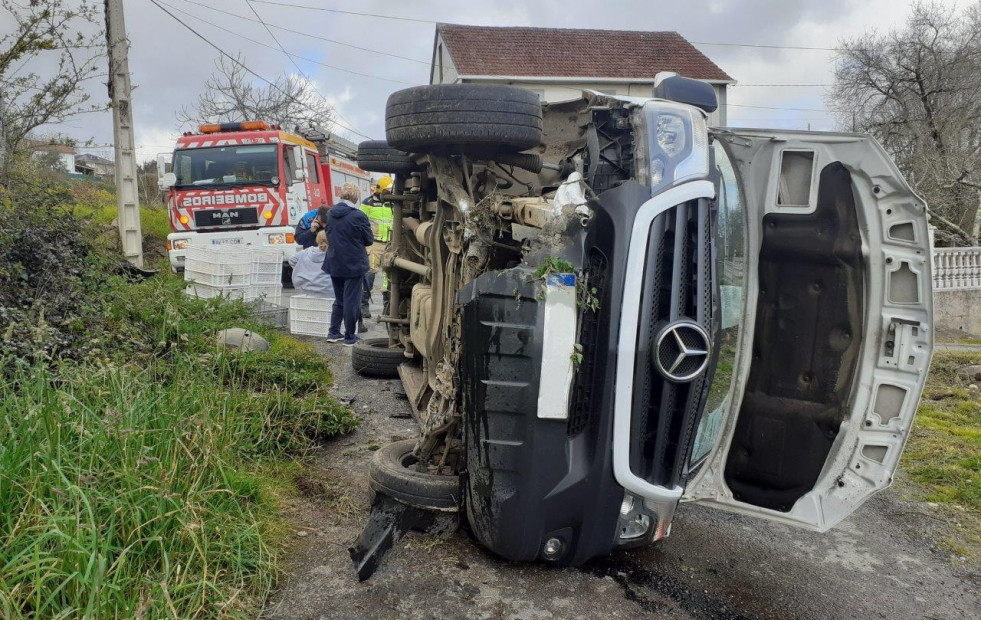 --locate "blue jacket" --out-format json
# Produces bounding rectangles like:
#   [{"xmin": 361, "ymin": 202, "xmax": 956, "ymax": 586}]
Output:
[
  {"xmin": 295, "ymin": 210, "xmax": 321, "ymax": 249},
  {"xmin": 322, "ymin": 200, "xmax": 373, "ymax": 278}
]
